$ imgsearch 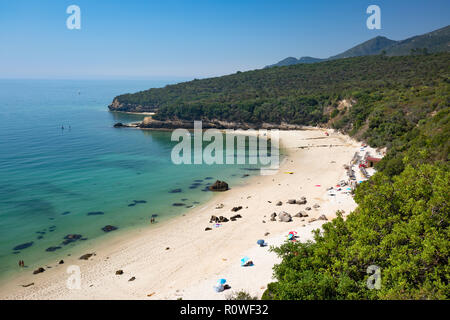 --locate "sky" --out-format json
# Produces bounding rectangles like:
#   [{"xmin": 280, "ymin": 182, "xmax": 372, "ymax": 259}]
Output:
[{"xmin": 0, "ymin": 0, "xmax": 448, "ymax": 80}]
